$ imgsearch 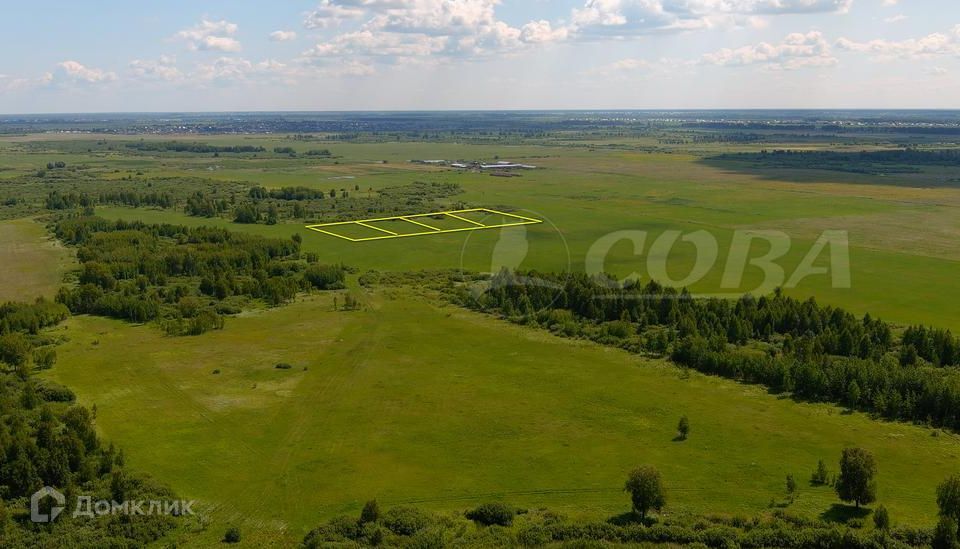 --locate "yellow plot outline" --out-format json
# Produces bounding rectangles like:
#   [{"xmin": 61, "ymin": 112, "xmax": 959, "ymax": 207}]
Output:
[{"xmin": 305, "ymin": 208, "xmax": 542, "ymax": 242}]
